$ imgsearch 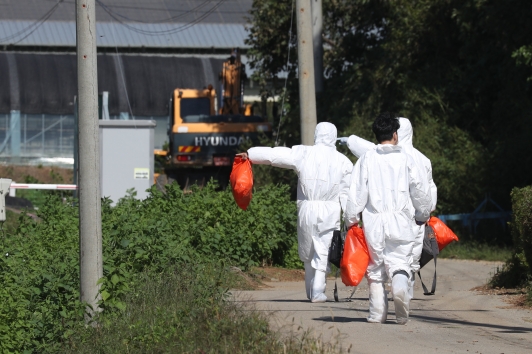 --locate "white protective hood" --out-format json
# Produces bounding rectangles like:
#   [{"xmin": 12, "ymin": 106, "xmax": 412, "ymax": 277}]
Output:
[{"xmin": 314, "ymin": 122, "xmax": 337, "ymax": 147}]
